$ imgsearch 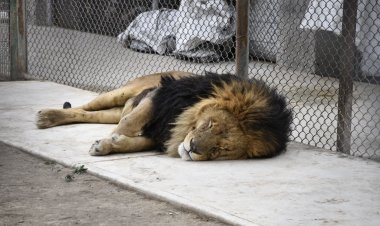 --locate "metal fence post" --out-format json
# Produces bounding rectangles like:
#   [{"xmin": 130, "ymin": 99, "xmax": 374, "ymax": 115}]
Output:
[
  {"xmin": 9, "ymin": 0, "xmax": 27, "ymax": 80},
  {"xmin": 235, "ymin": 0, "xmax": 249, "ymax": 79},
  {"xmin": 337, "ymin": 0, "xmax": 358, "ymax": 154},
  {"xmin": 152, "ymin": 0, "xmax": 159, "ymax": 10}
]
